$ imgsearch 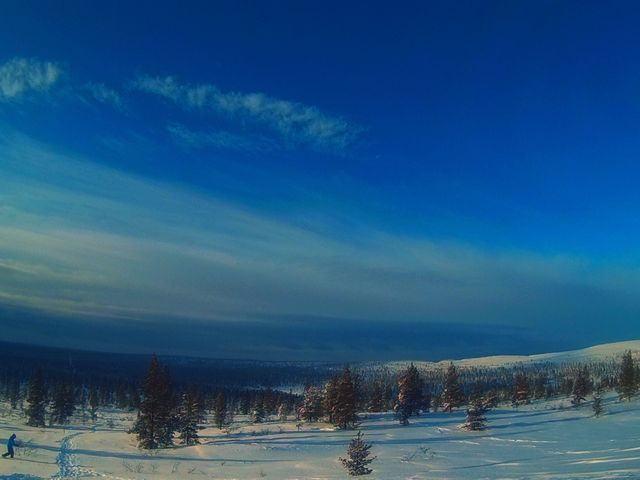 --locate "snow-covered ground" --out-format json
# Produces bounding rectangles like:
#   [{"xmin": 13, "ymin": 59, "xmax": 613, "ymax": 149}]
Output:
[{"xmin": 0, "ymin": 393, "xmax": 639, "ymax": 480}]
